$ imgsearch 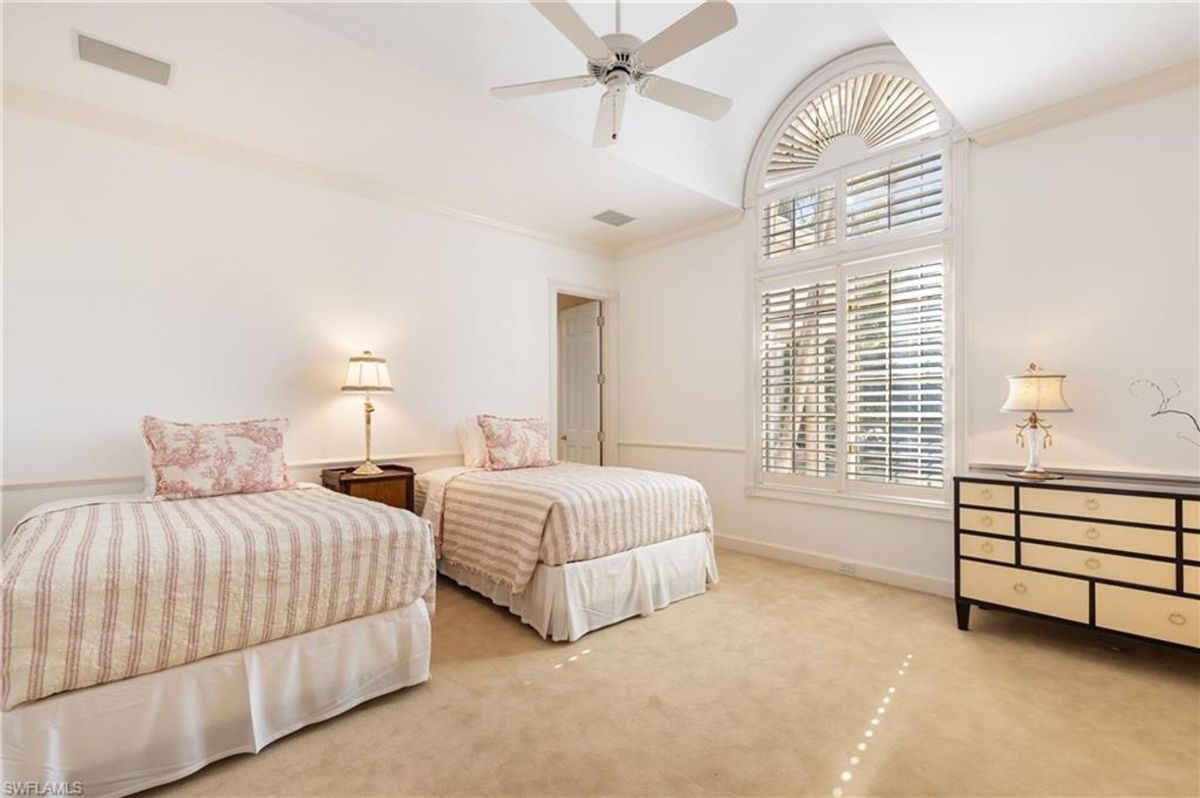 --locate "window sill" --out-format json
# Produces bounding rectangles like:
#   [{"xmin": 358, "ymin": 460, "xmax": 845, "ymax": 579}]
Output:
[{"xmin": 746, "ymin": 482, "xmax": 952, "ymax": 521}]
